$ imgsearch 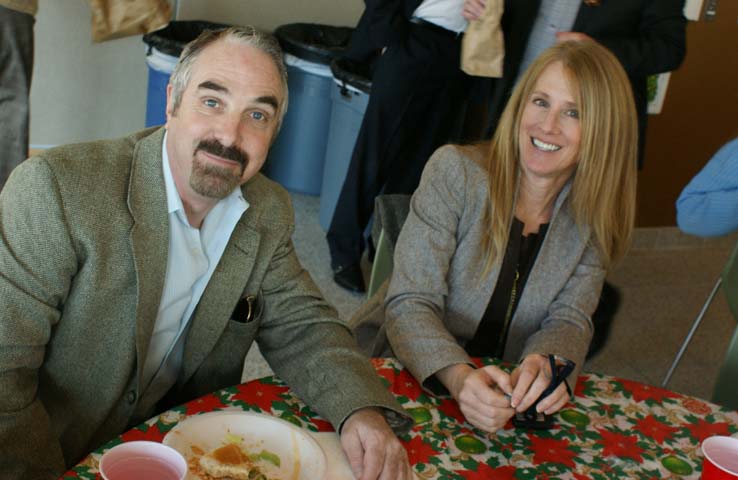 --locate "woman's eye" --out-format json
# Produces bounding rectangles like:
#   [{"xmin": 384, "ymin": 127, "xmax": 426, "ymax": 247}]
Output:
[
  {"xmin": 533, "ymin": 98, "xmax": 547, "ymax": 107},
  {"xmin": 564, "ymin": 109, "xmax": 580, "ymax": 119}
]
